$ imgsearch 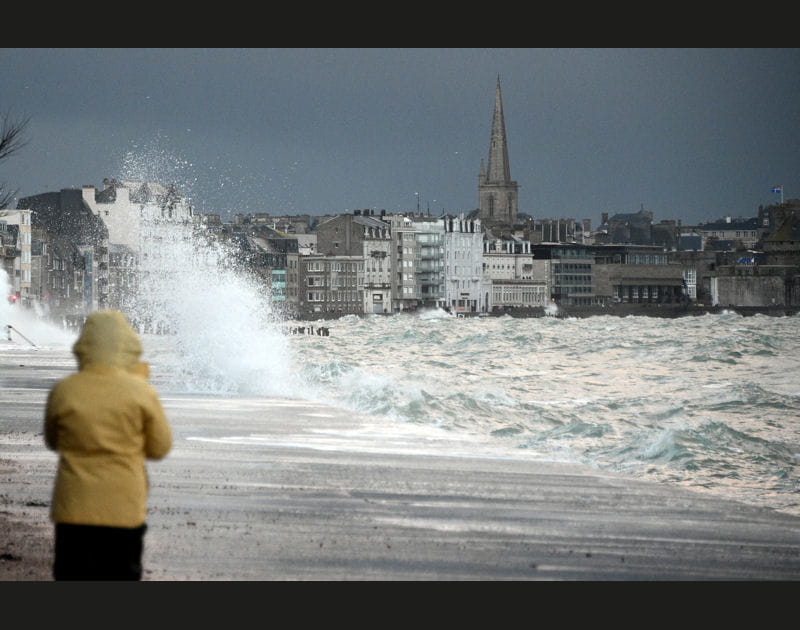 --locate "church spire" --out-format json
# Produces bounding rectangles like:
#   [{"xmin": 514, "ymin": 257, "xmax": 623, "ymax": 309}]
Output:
[
  {"xmin": 485, "ymin": 75, "xmax": 511, "ymax": 184},
  {"xmin": 478, "ymin": 76, "xmax": 518, "ymax": 224}
]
